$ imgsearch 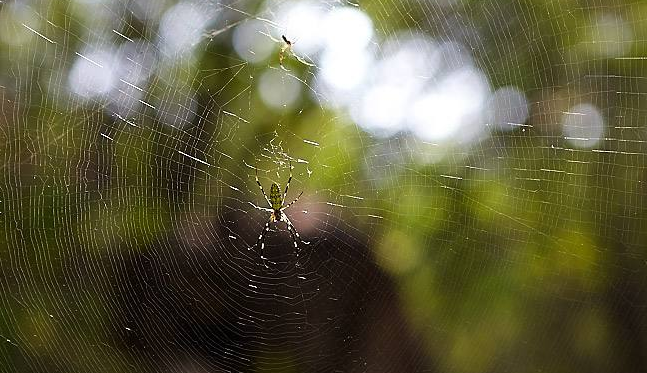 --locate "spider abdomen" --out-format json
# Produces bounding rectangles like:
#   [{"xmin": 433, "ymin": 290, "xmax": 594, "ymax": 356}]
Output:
[{"xmin": 269, "ymin": 183, "xmax": 282, "ymax": 210}]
